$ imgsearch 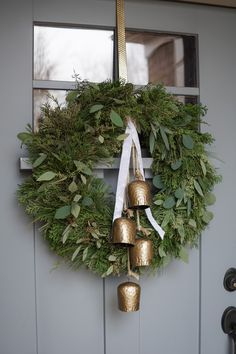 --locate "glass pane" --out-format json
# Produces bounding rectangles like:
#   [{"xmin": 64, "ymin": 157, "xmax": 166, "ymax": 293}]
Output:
[
  {"xmin": 34, "ymin": 89, "xmax": 67, "ymax": 129},
  {"xmin": 126, "ymin": 30, "xmax": 197, "ymax": 87},
  {"xmin": 174, "ymin": 96, "xmax": 198, "ymax": 104},
  {"xmin": 34, "ymin": 26, "xmax": 114, "ymax": 82}
]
